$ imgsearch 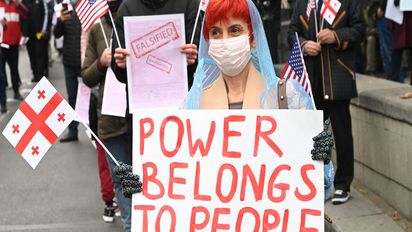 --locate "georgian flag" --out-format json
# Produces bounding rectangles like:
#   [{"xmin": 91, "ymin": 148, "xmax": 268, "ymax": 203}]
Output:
[
  {"xmin": 2, "ymin": 78, "xmax": 76, "ymax": 169},
  {"xmin": 320, "ymin": 0, "xmax": 341, "ymax": 25}
]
